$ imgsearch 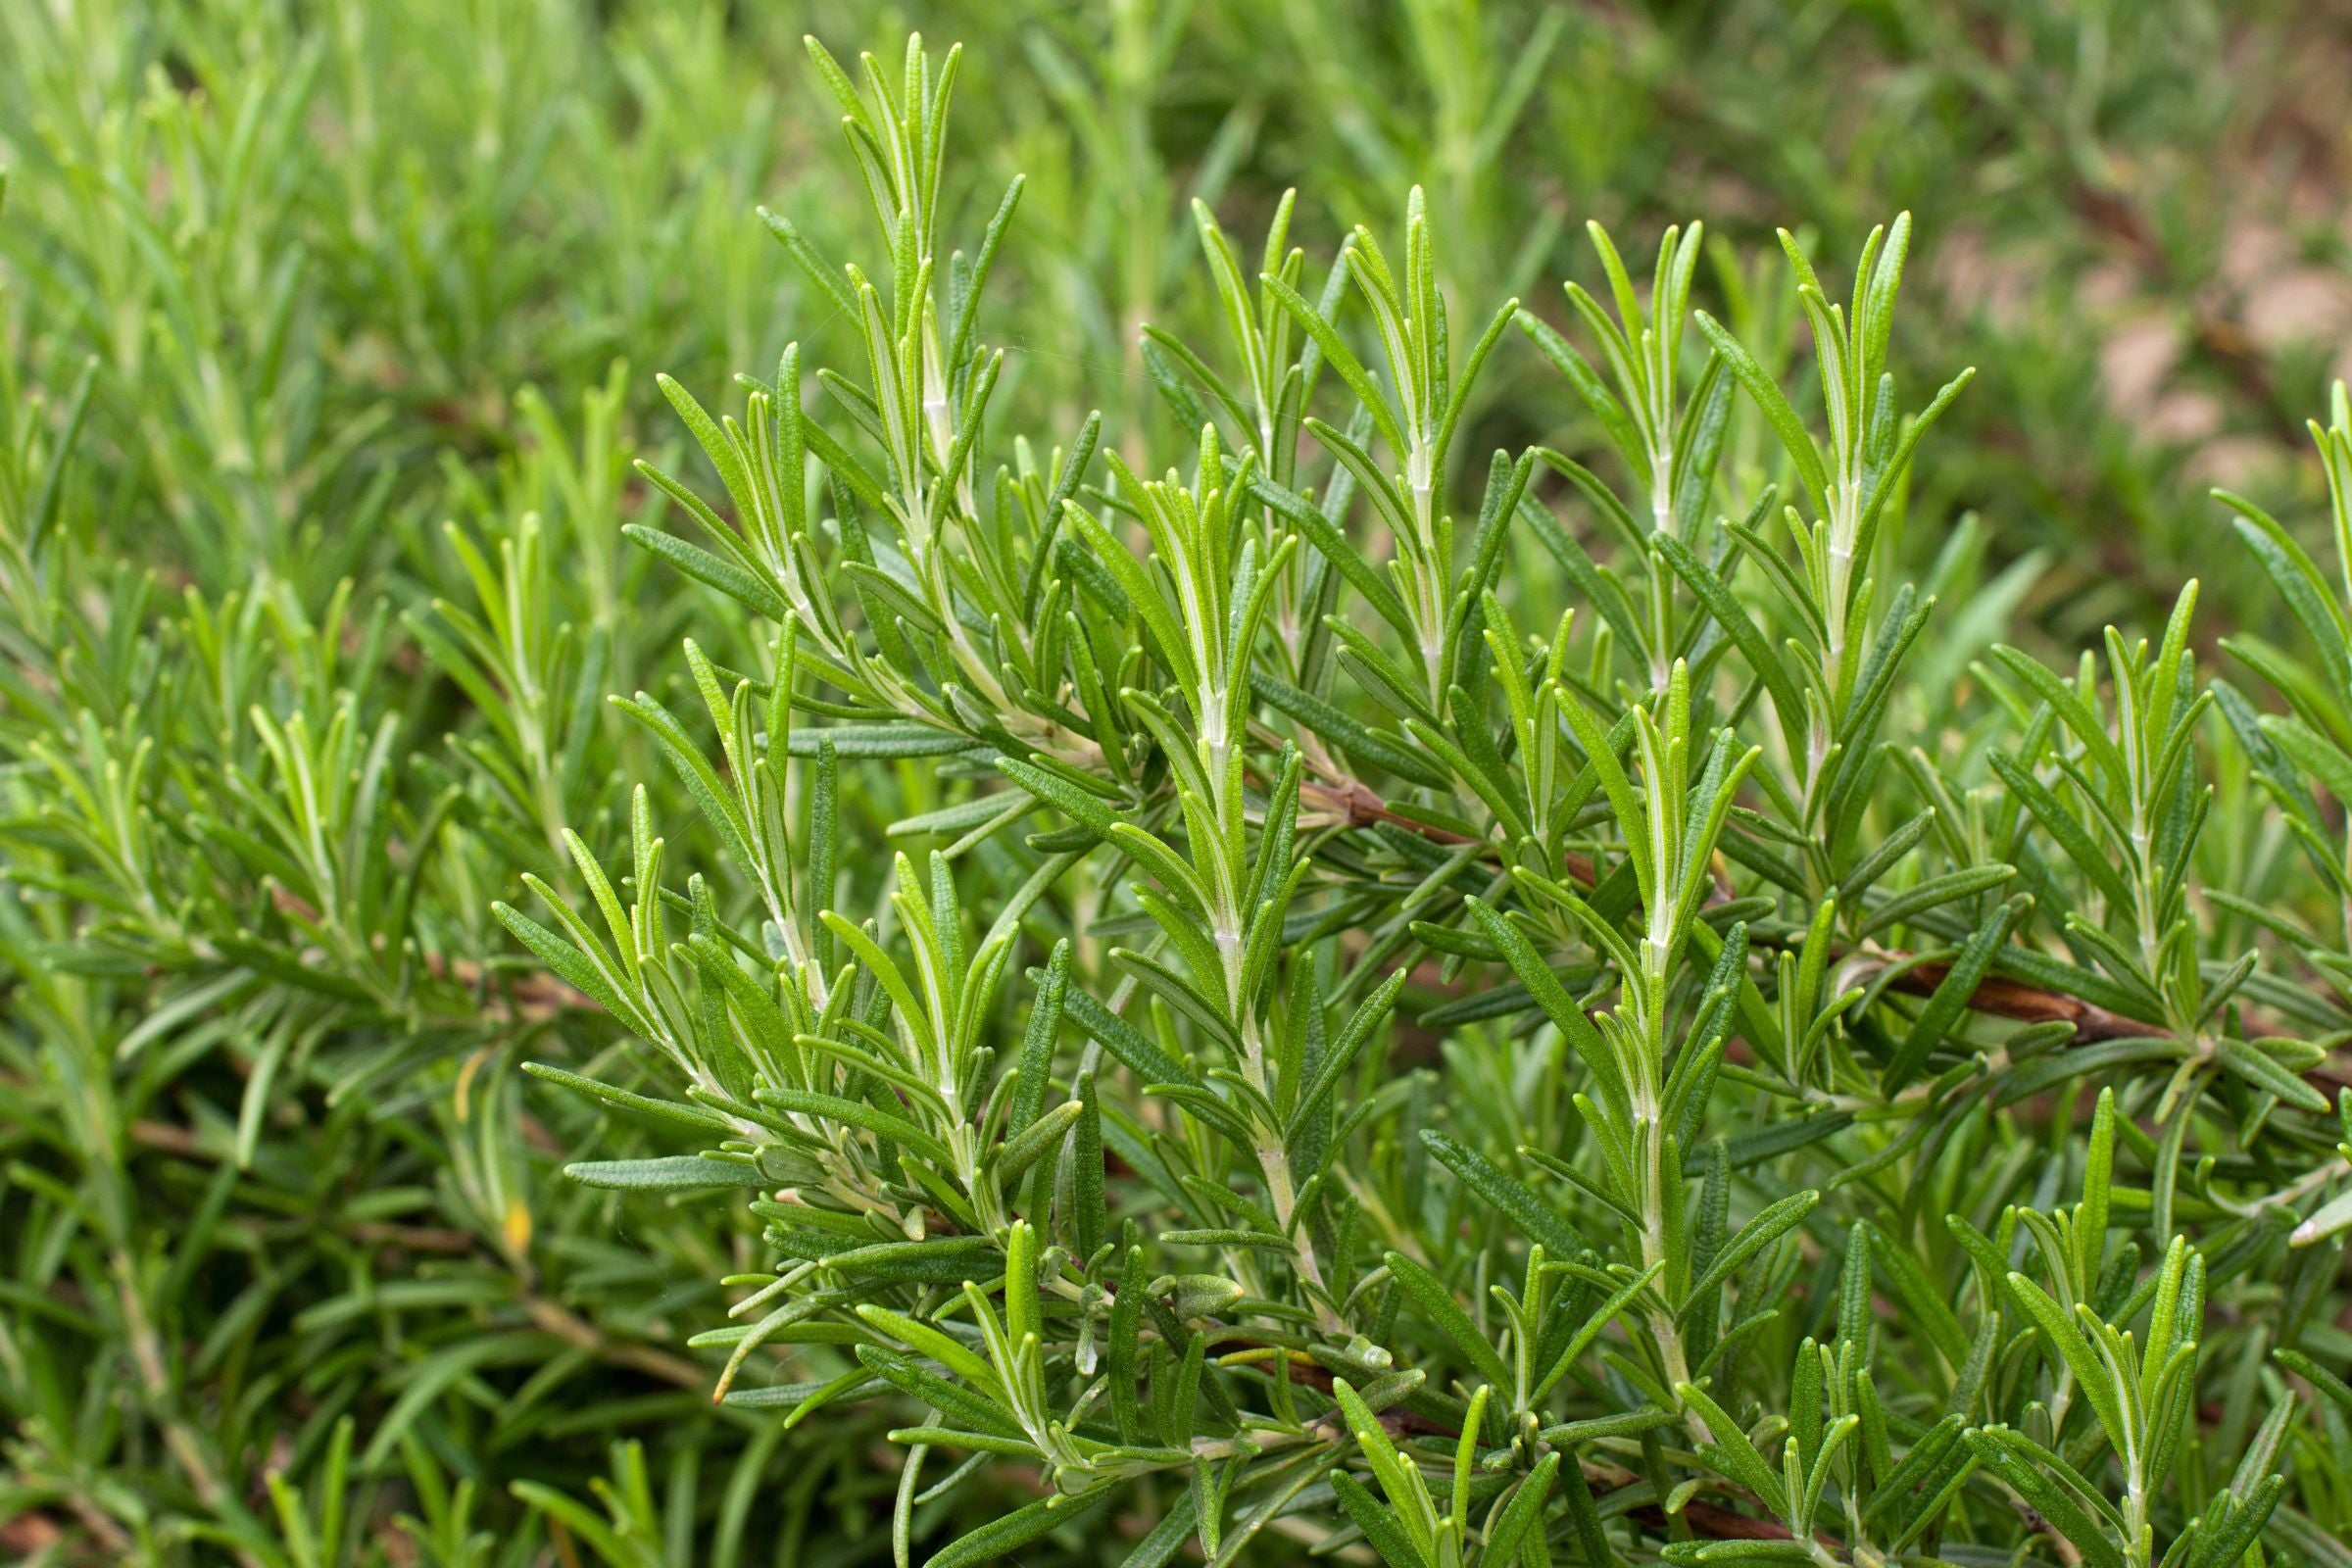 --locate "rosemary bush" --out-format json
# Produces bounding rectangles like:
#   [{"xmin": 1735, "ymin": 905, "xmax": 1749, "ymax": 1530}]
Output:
[
  {"xmin": 506, "ymin": 29, "xmax": 2352, "ymax": 1568},
  {"xmin": 6, "ymin": 4, "xmax": 2352, "ymax": 1566}
]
